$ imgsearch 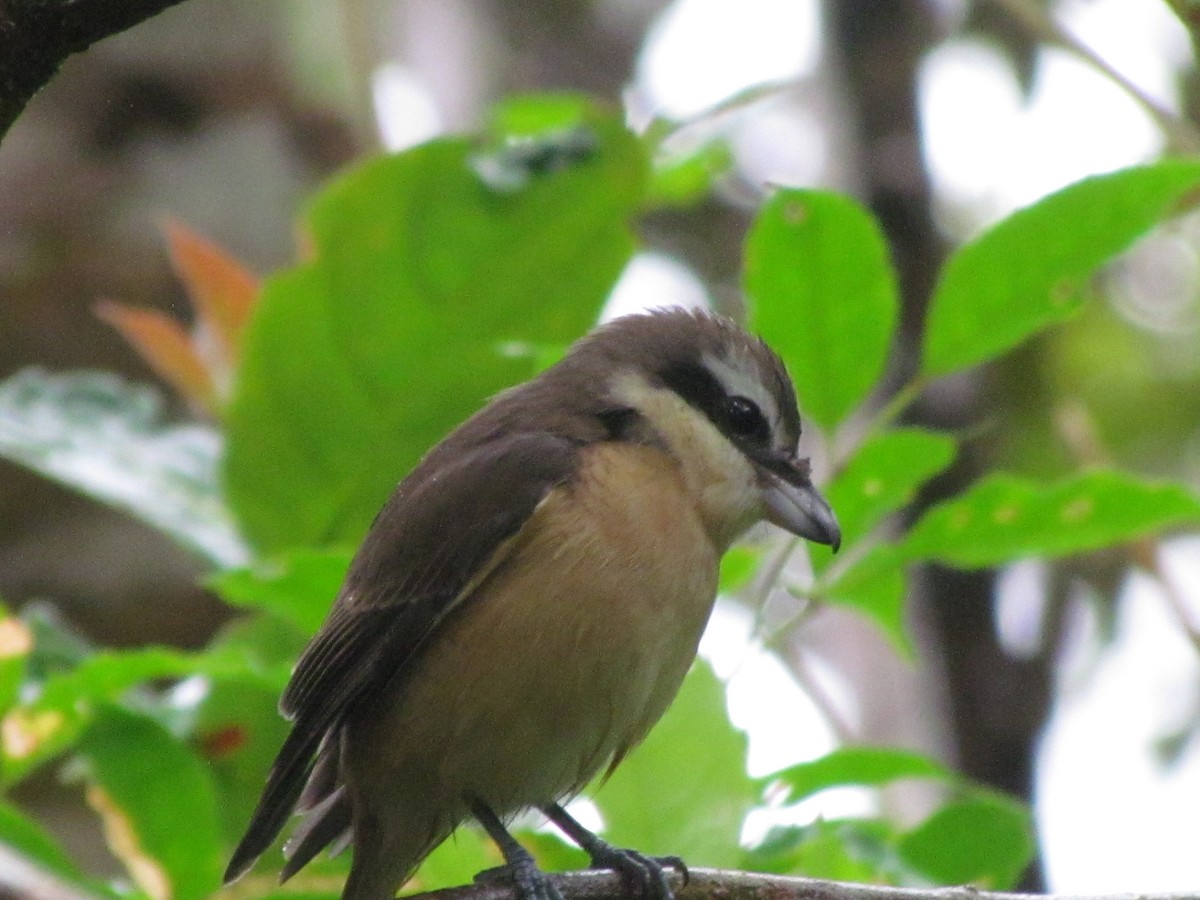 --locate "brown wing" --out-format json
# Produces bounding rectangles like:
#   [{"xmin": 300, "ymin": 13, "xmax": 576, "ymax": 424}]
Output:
[{"xmin": 224, "ymin": 431, "xmax": 580, "ymax": 882}]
